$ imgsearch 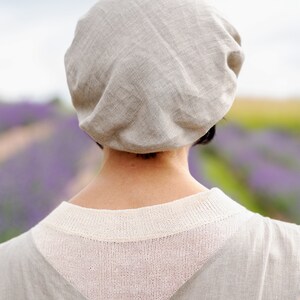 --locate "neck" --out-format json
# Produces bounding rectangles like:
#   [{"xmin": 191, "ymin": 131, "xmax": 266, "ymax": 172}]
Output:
[{"xmin": 68, "ymin": 146, "xmax": 209, "ymax": 210}]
